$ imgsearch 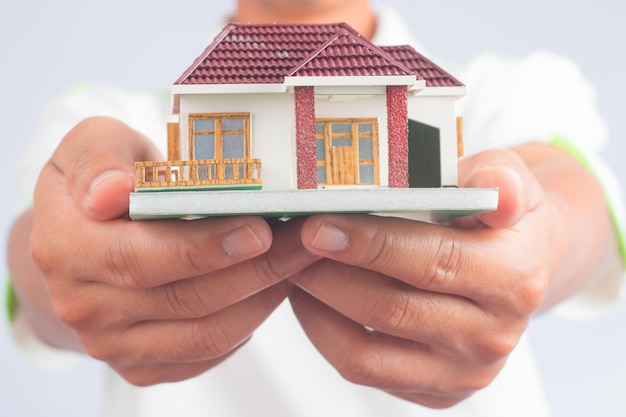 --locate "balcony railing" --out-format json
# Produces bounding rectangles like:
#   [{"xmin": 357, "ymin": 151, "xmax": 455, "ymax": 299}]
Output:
[{"xmin": 135, "ymin": 159, "xmax": 262, "ymax": 190}]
